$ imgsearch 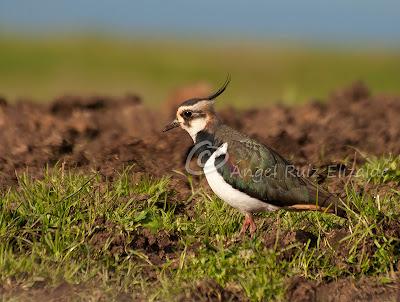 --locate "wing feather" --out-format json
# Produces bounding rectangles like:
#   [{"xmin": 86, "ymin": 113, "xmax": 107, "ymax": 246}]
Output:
[{"xmin": 215, "ymin": 134, "xmax": 336, "ymax": 209}]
